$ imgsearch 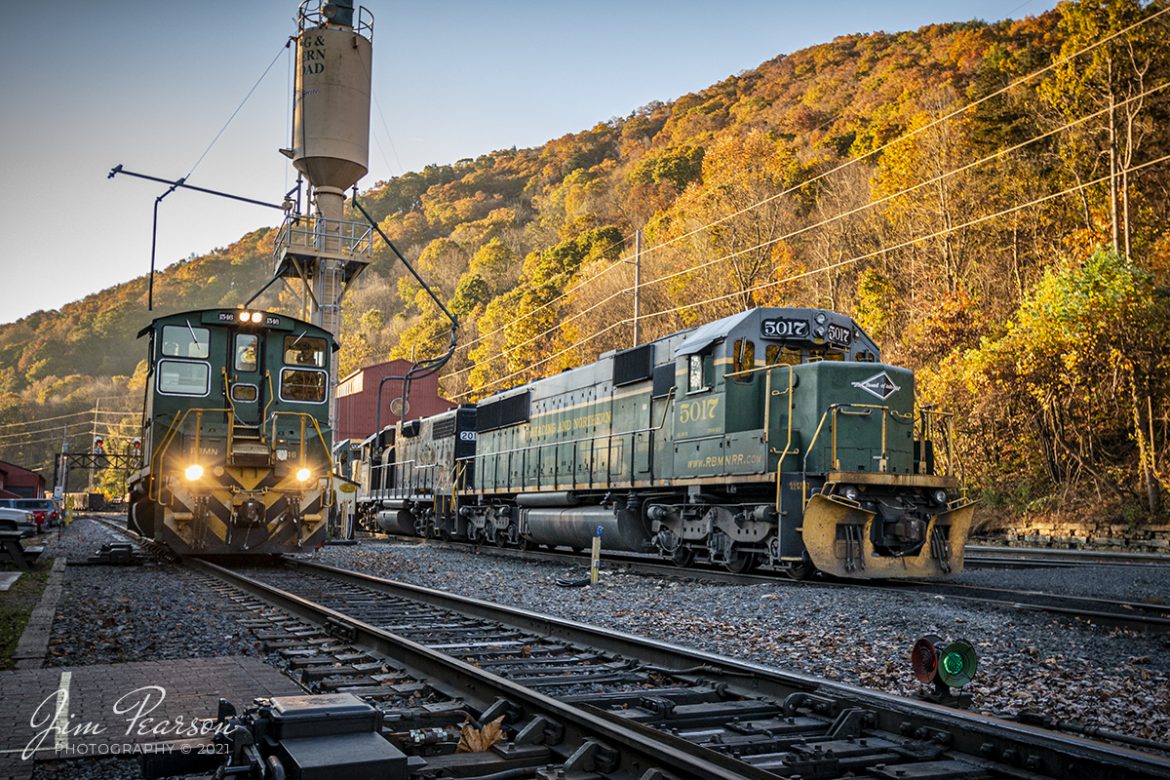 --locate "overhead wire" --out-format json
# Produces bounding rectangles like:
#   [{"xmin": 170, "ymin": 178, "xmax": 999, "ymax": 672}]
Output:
[
  {"xmin": 185, "ymin": 42, "xmax": 288, "ymax": 180},
  {"xmin": 371, "ymin": 94, "xmax": 405, "ymax": 175},
  {"xmin": 463, "ymin": 150, "xmax": 1170, "ymax": 398},
  {"xmin": 596, "ymin": 3, "xmax": 1170, "ymax": 270},
  {"xmin": 0, "ymin": 423, "xmax": 96, "ymax": 444},
  {"xmin": 451, "ymin": 3, "xmax": 1169, "ymax": 360},
  {"xmin": 453, "ymin": 77, "xmax": 1169, "ymax": 390}
]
